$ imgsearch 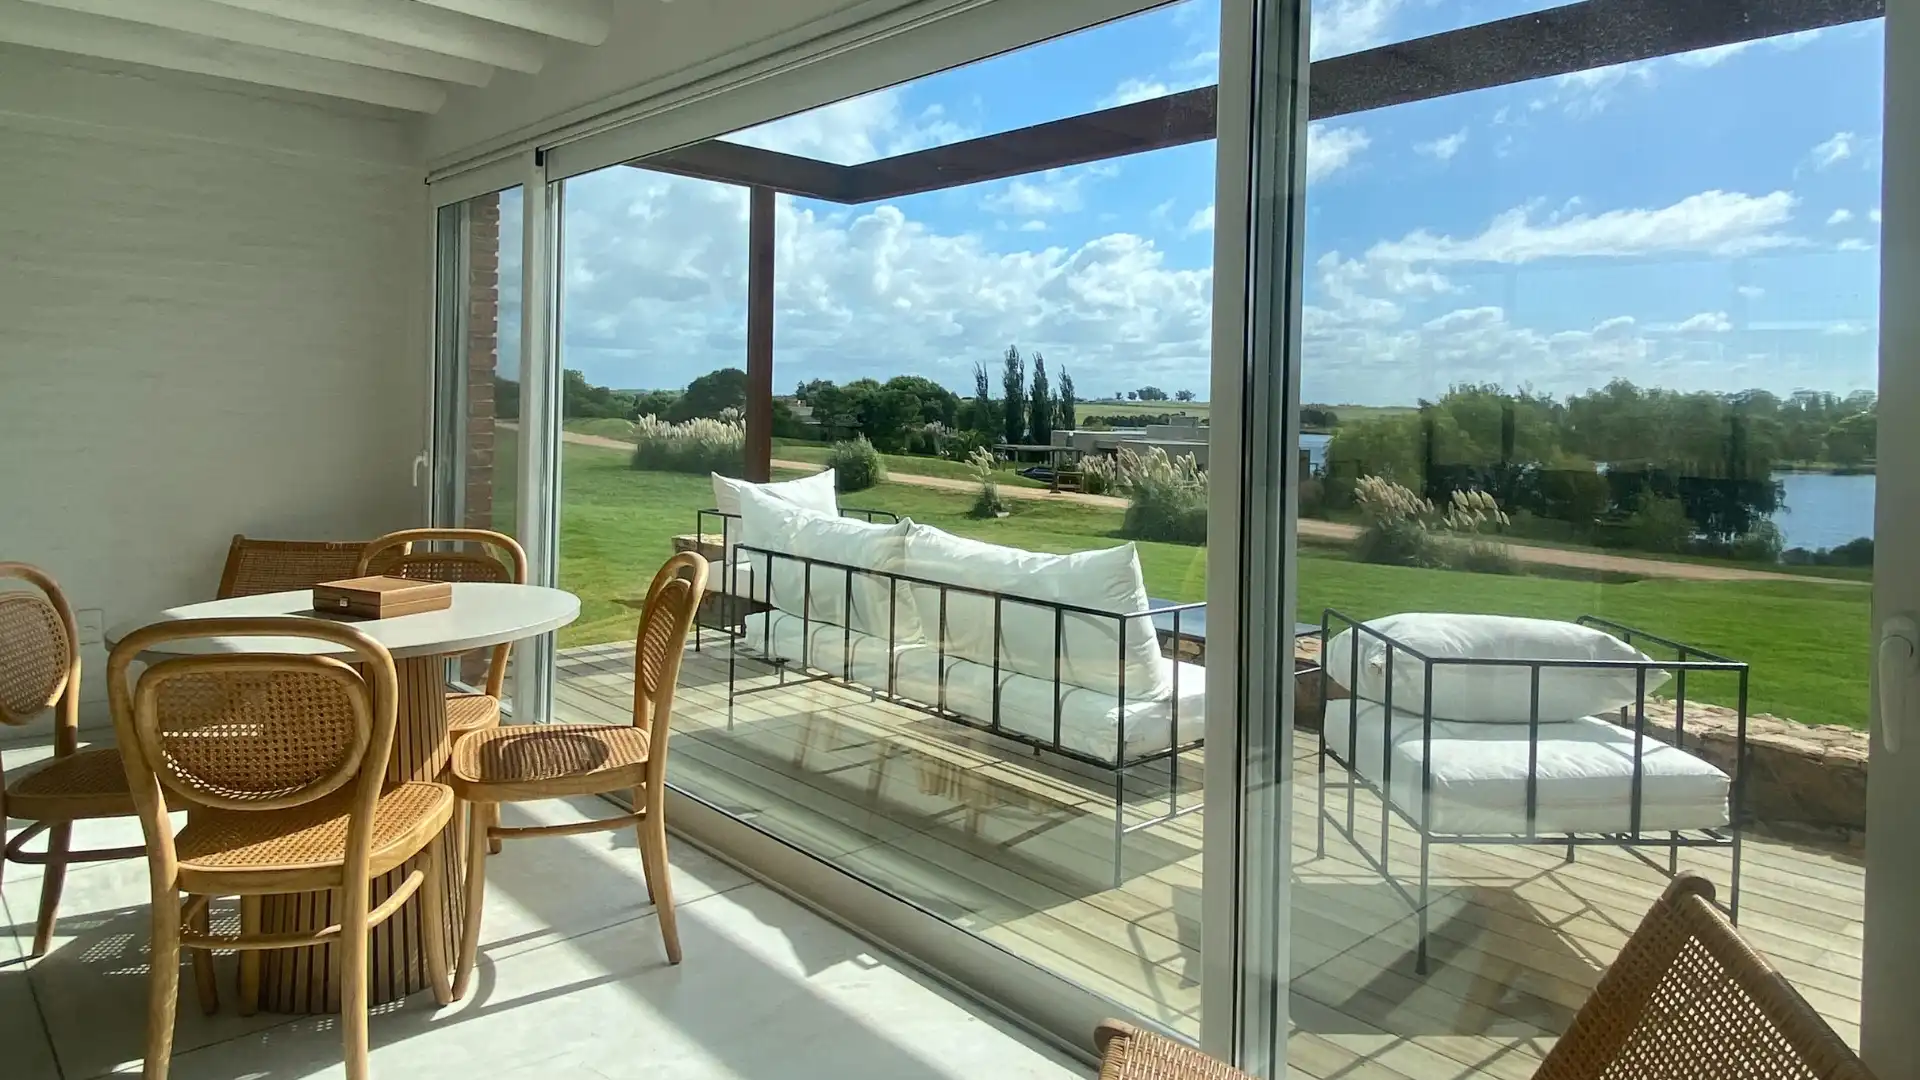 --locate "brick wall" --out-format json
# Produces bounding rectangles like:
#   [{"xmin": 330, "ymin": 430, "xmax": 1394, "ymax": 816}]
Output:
[{"xmin": 465, "ymin": 192, "xmax": 501, "ymax": 531}]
